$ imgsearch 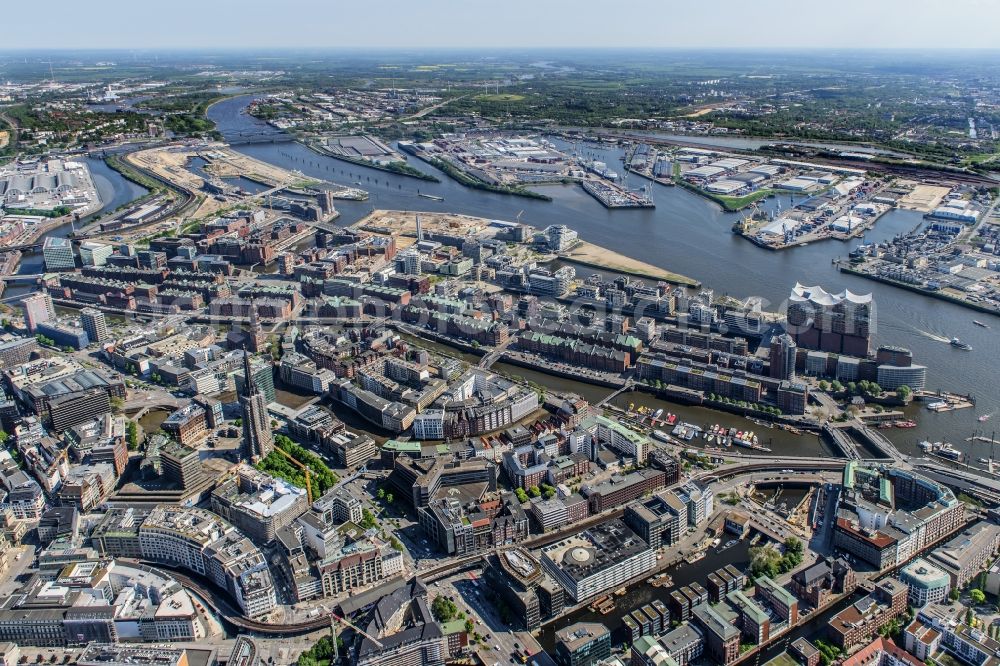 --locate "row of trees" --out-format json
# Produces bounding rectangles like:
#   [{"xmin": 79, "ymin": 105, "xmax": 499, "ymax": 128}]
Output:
[
  {"xmin": 817, "ymin": 379, "xmax": 908, "ymax": 399},
  {"xmin": 706, "ymin": 393, "xmax": 784, "ymax": 415},
  {"xmin": 513, "ymin": 483, "xmax": 558, "ymax": 504},
  {"xmin": 256, "ymin": 435, "xmax": 339, "ymax": 501}
]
